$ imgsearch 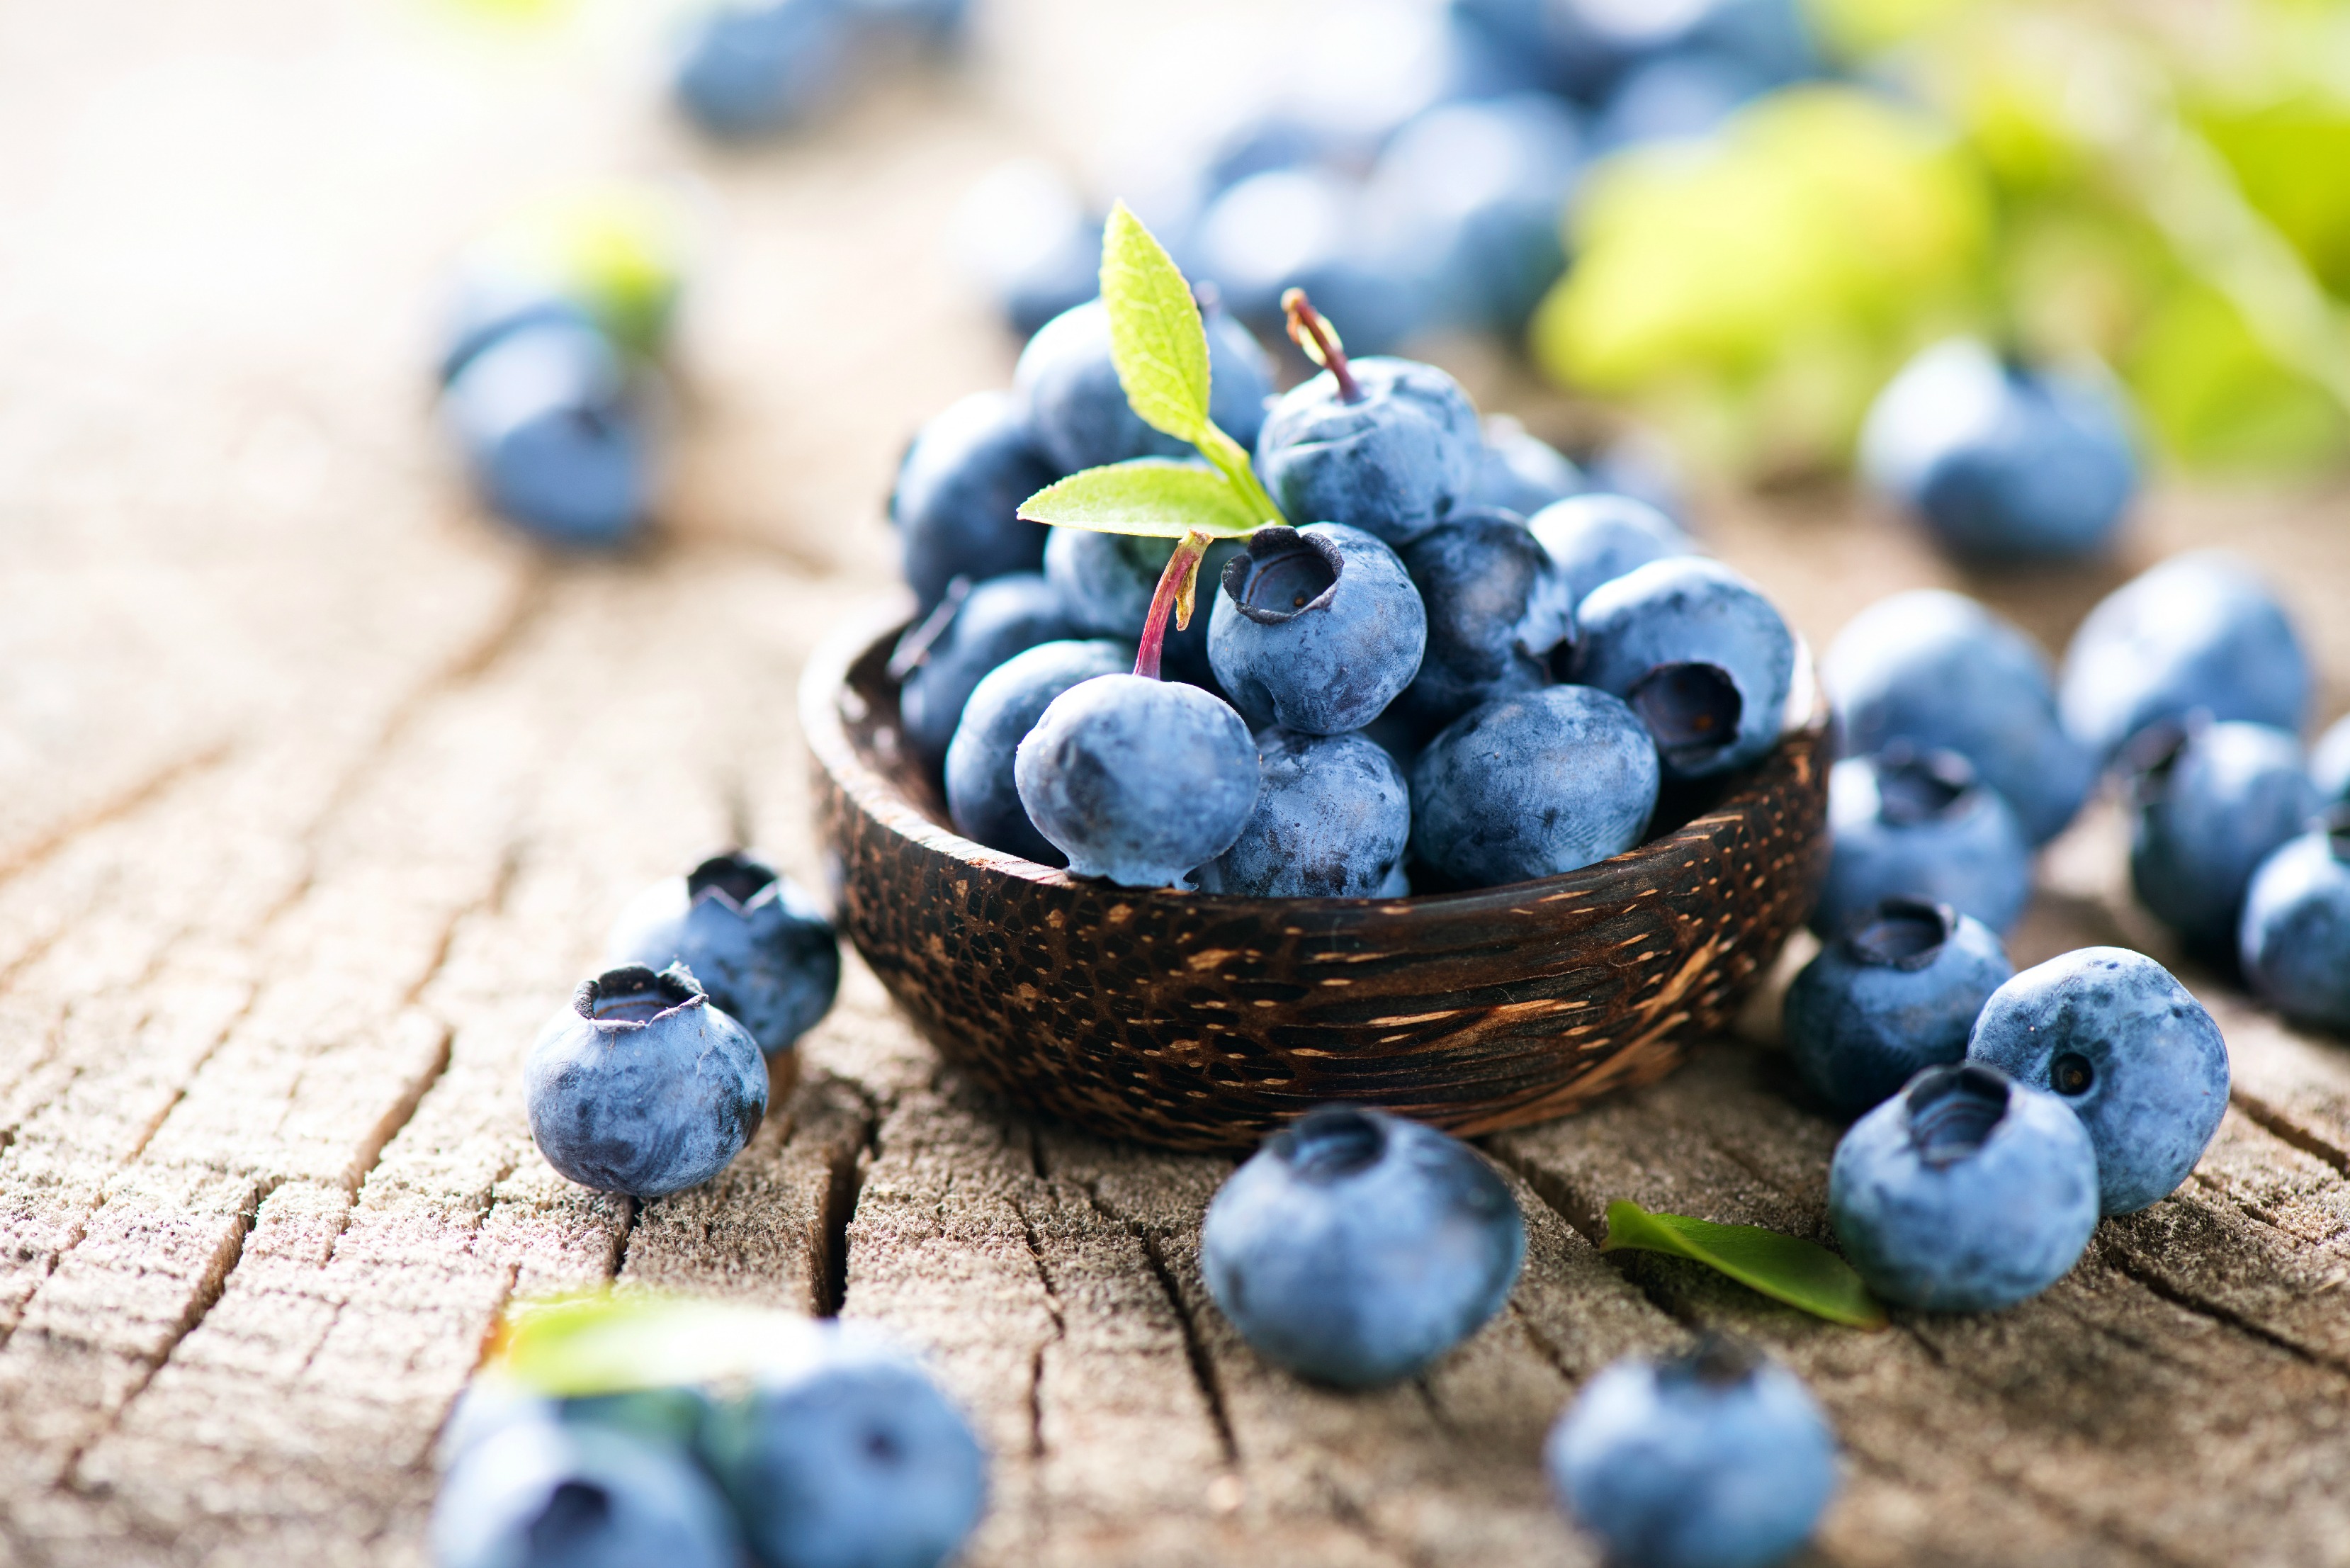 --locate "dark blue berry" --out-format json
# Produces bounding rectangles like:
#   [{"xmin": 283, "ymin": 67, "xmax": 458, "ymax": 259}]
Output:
[
  {"xmin": 1208, "ymin": 524, "xmax": 1428, "ymax": 735},
  {"xmin": 1202, "ymin": 1106, "xmax": 1525, "ymax": 1387},
  {"xmin": 889, "ymin": 390, "xmax": 1055, "ymax": 613},
  {"xmin": 1043, "ymin": 526, "xmax": 1242, "ymax": 690},
  {"xmin": 1014, "ymin": 298, "xmax": 1272, "ymax": 475},
  {"xmin": 1253, "ymin": 357, "xmax": 1481, "ymax": 547},
  {"xmin": 896, "ymin": 573, "xmax": 1075, "ymax": 767},
  {"xmin": 1783, "ymin": 898, "xmax": 2013, "ymax": 1117},
  {"xmin": 441, "ymin": 322, "xmax": 650, "ymax": 548},
  {"xmin": 433, "ymin": 1417, "xmax": 742, "ymax": 1568},
  {"xmin": 1394, "ymin": 507, "xmax": 1576, "ymax": 733},
  {"xmin": 1467, "ymin": 414, "xmax": 1585, "ymax": 517},
  {"xmin": 1570, "ymin": 556, "xmax": 1792, "ymax": 779},
  {"xmin": 1195, "ymin": 730, "xmax": 1410, "ymax": 898},
  {"xmin": 606, "ymin": 852, "xmax": 840, "ymax": 1057},
  {"xmin": 2127, "ymin": 720, "xmax": 2315, "ymax": 952},
  {"xmin": 1528, "ymin": 492, "xmax": 1697, "ymax": 609},
  {"xmin": 2240, "ymin": 812, "xmax": 2350, "ymax": 1032},
  {"xmin": 670, "ymin": 0, "xmax": 852, "ymax": 138},
  {"xmin": 1829, "ymin": 1062, "xmax": 2100, "ymax": 1311},
  {"xmin": 1816, "ymin": 748, "xmax": 2032, "ymax": 938},
  {"xmin": 1412, "ymin": 685, "xmax": 1660, "ymax": 889},
  {"xmin": 944, "ymin": 638, "xmax": 1134, "ymax": 864},
  {"xmin": 1967, "ymin": 947, "xmax": 2229, "ymax": 1215}
]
